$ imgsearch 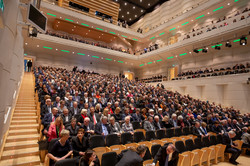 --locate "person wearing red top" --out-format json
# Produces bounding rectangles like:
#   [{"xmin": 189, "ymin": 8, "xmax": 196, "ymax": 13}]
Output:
[
  {"xmin": 78, "ymin": 109, "xmax": 88, "ymax": 126},
  {"xmin": 105, "ymin": 102, "xmax": 113, "ymax": 114},
  {"xmin": 47, "ymin": 116, "xmax": 65, "ymax": 142}
]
